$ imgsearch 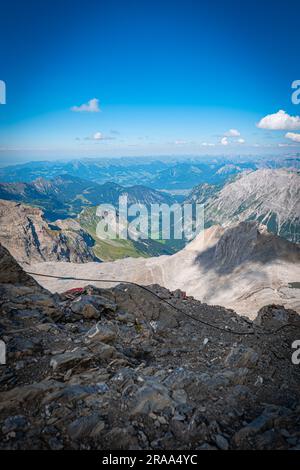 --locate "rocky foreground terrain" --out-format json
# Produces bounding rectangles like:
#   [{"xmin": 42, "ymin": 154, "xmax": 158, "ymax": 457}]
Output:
[{"xmin": 1, "ymin": 243, "xmax": 300, "ymax": 450}]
